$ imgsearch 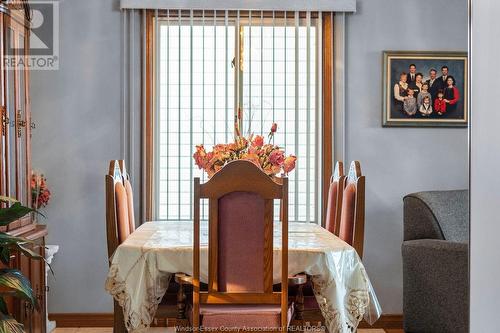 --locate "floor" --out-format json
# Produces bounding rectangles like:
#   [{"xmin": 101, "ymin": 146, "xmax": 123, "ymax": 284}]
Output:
[{"xmin": 53, "ymin": 329, "xmax": 404, "ymax": 333}]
